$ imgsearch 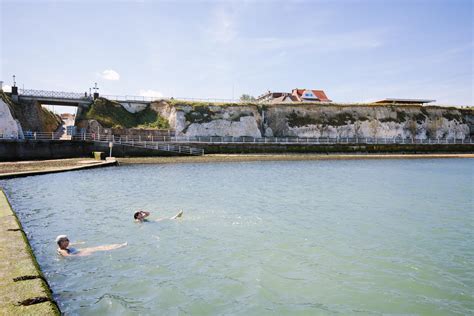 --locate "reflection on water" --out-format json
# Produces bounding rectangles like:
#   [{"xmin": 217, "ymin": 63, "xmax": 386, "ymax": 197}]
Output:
[{"xmin": 2, "ymin": 159, "xmax": 473, "ymax": 315}]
